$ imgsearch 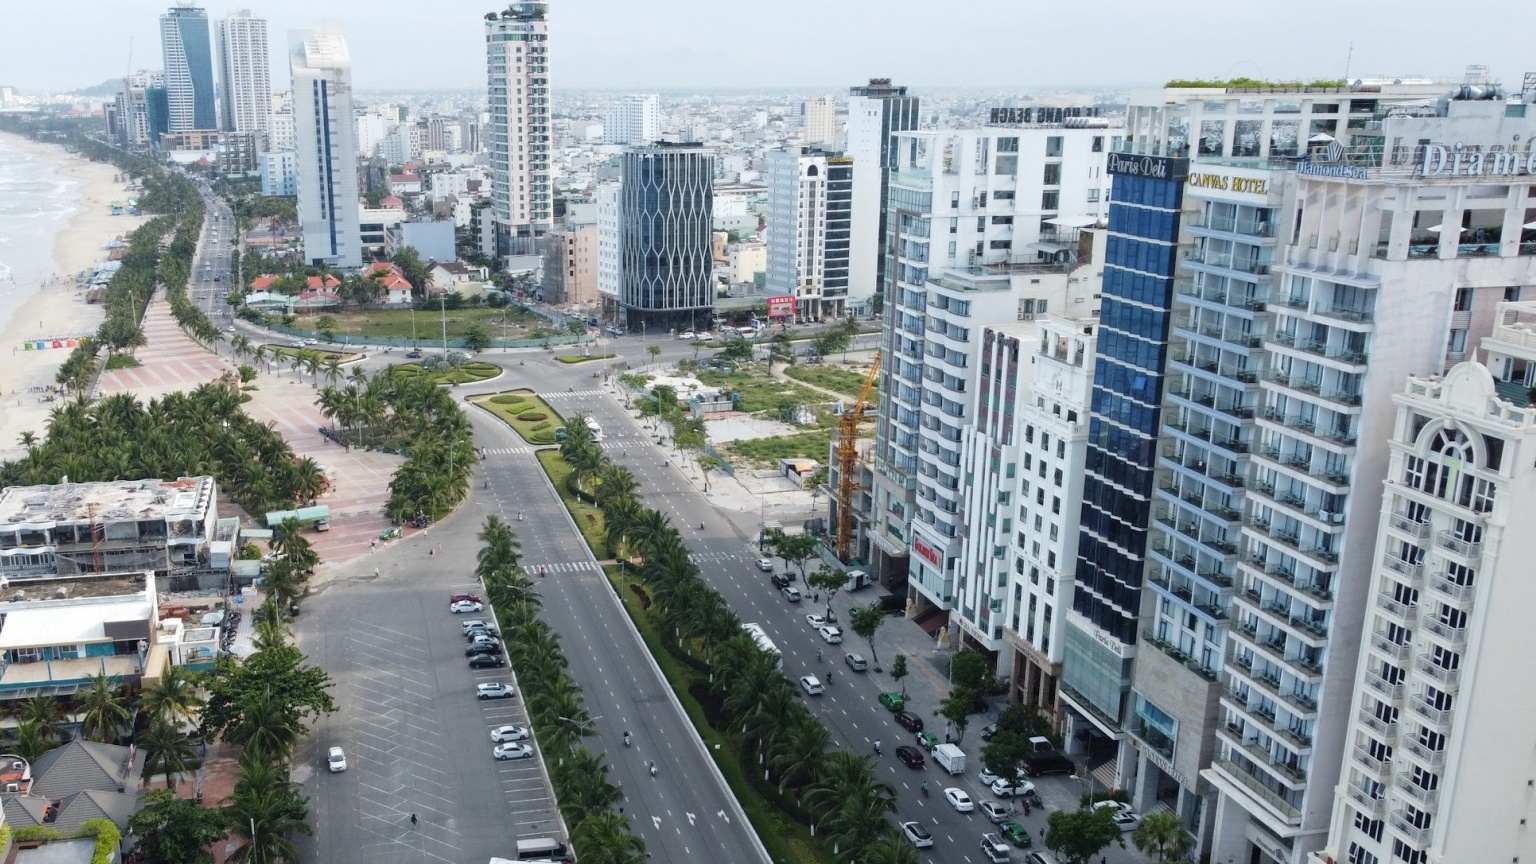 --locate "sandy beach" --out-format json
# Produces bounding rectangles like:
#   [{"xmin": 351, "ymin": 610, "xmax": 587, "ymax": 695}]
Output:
[{"xmin": 0, "ymin": 132, "xmax": 149, "ymax": 462}]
